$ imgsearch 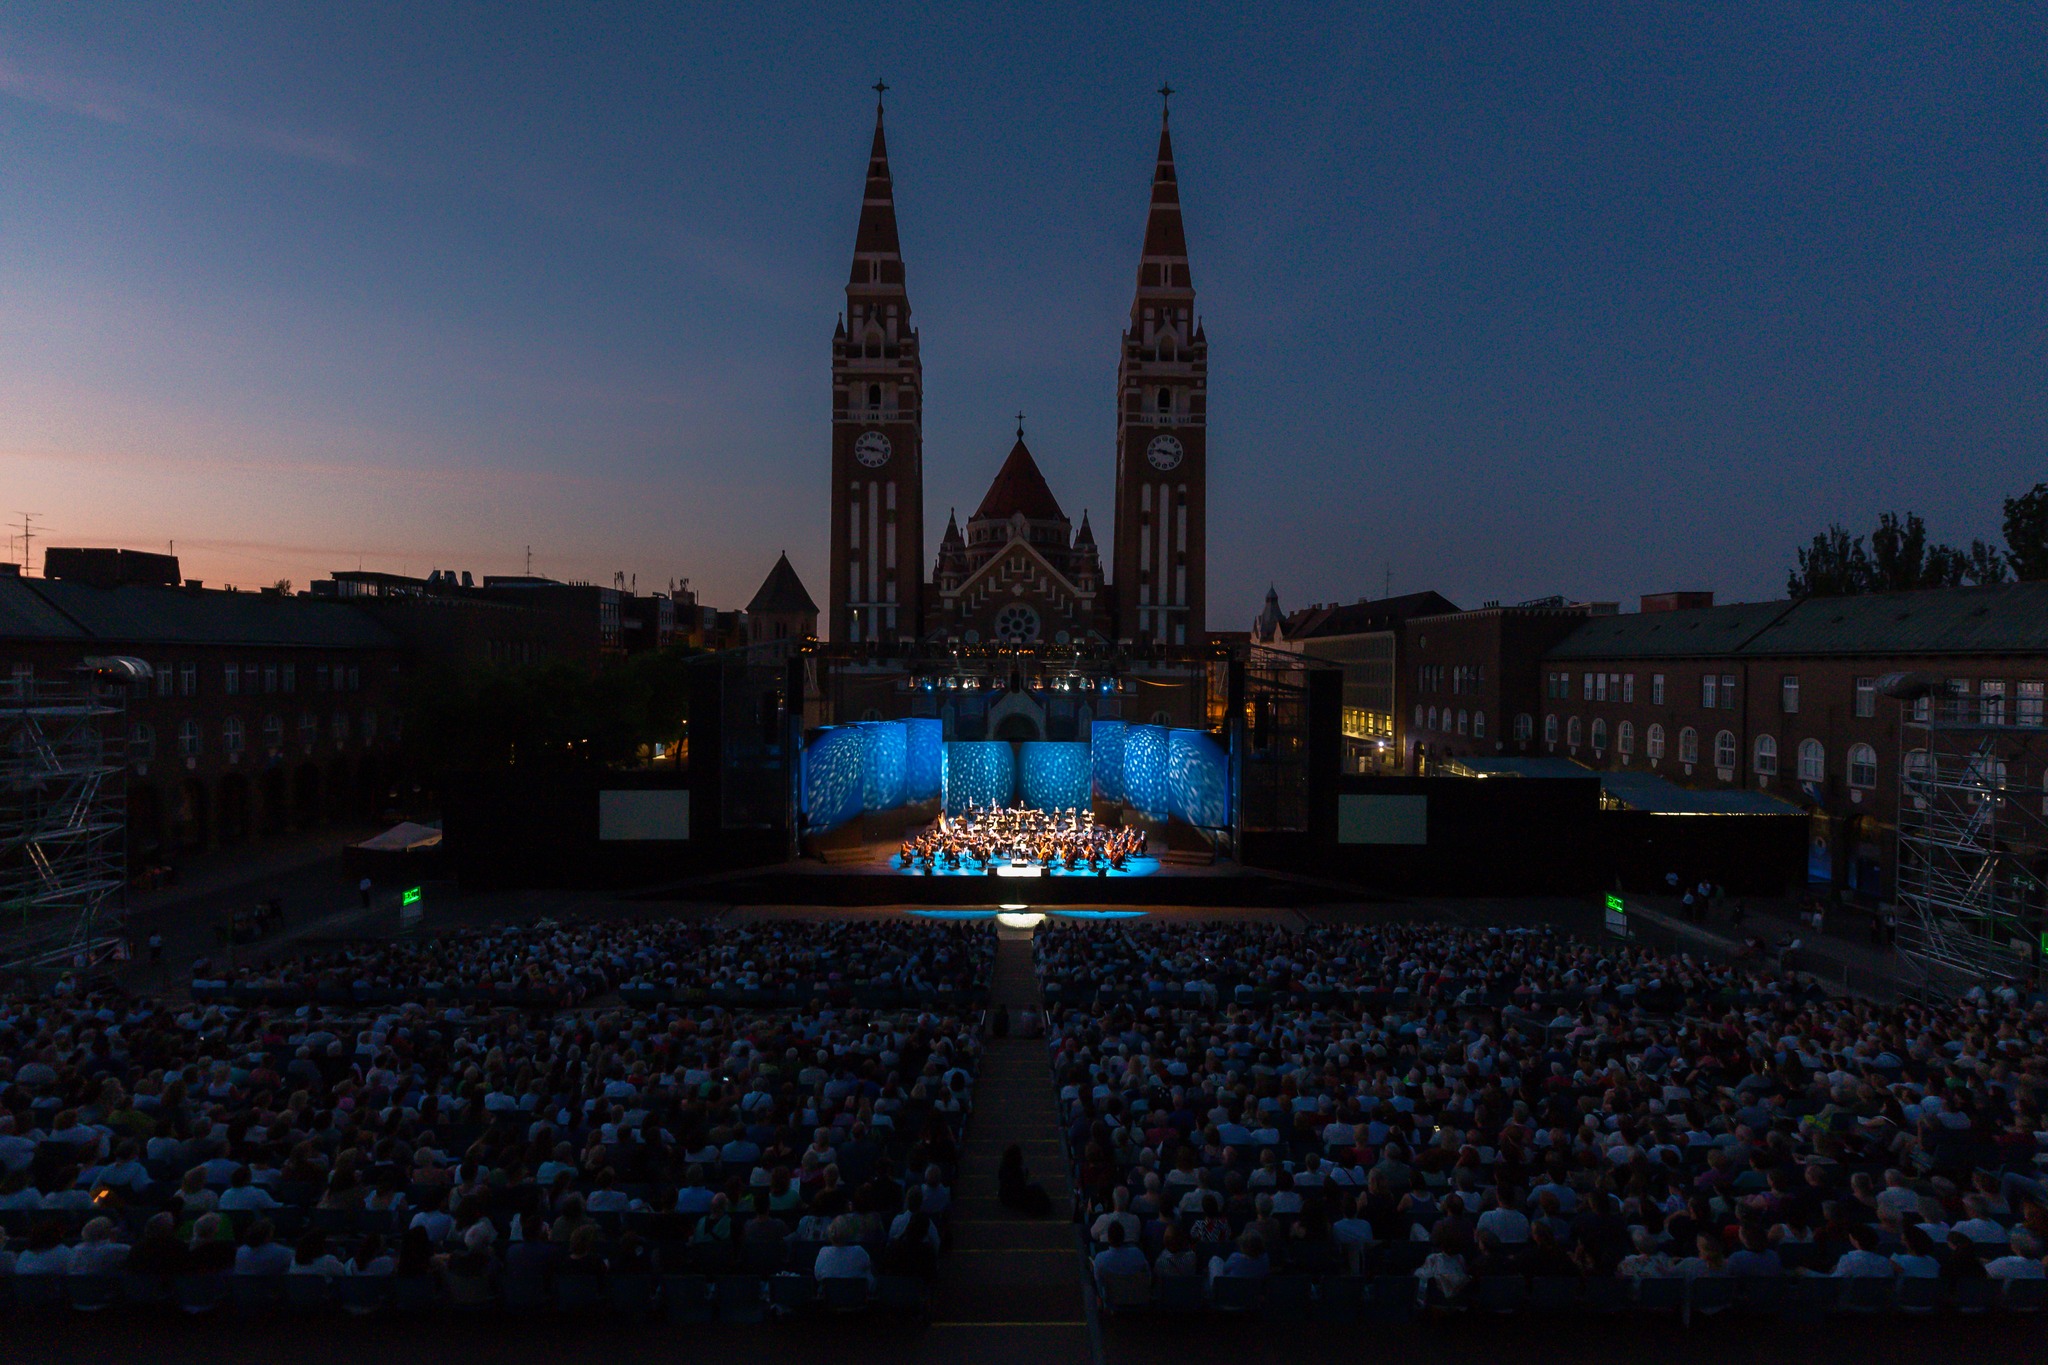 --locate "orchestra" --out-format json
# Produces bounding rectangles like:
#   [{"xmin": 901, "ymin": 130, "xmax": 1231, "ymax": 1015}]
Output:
[{"xmin": 897, "ymin": 803, "xmax": 1146, "ymax": 874}]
